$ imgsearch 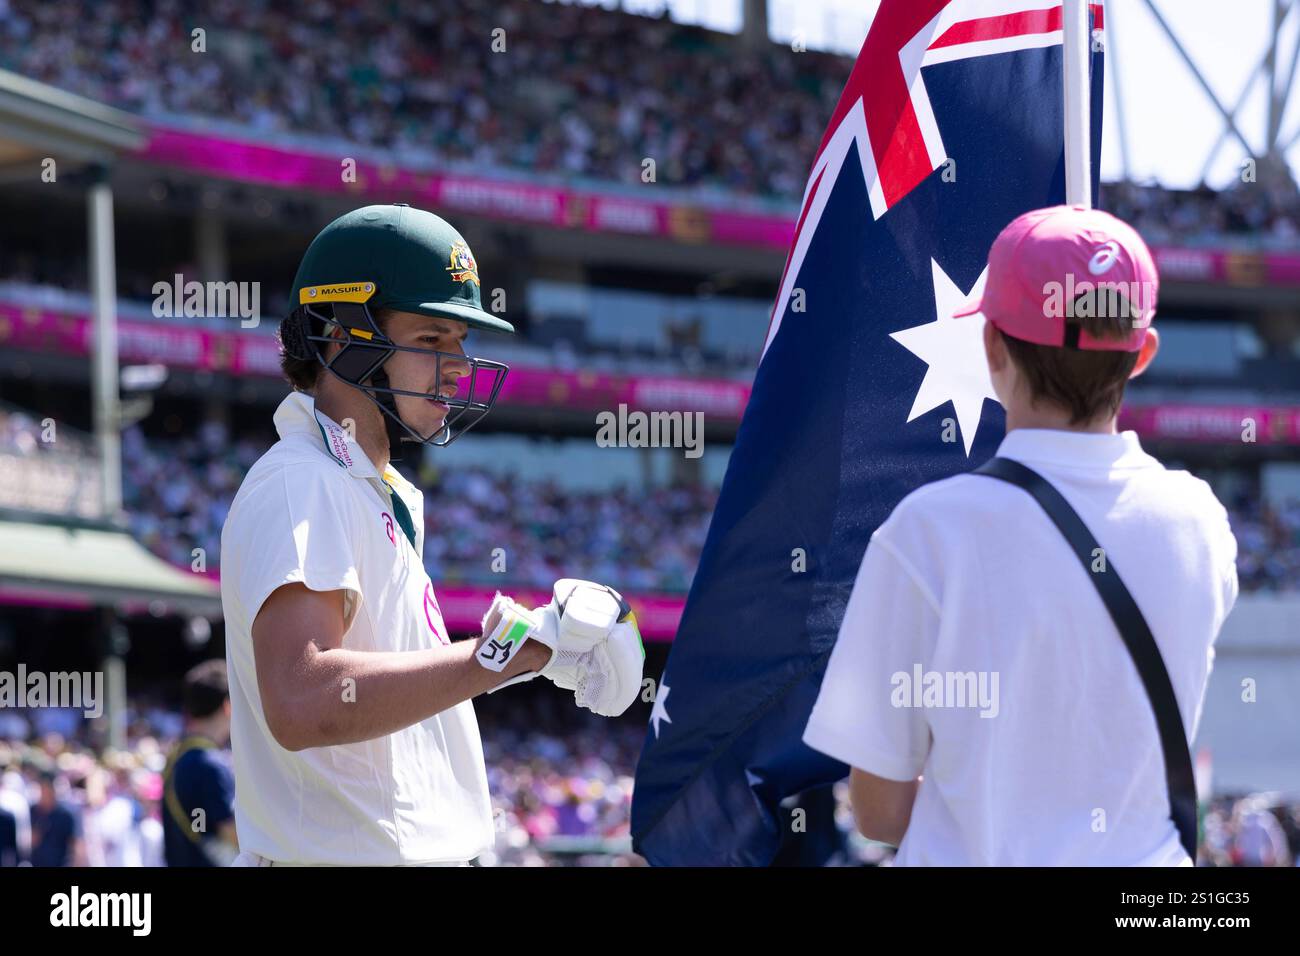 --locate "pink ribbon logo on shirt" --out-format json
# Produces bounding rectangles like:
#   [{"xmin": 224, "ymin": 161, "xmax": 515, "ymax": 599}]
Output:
[{"xmin": 424, "ymin": 583, "xmax": 447, "ymax": 644}]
